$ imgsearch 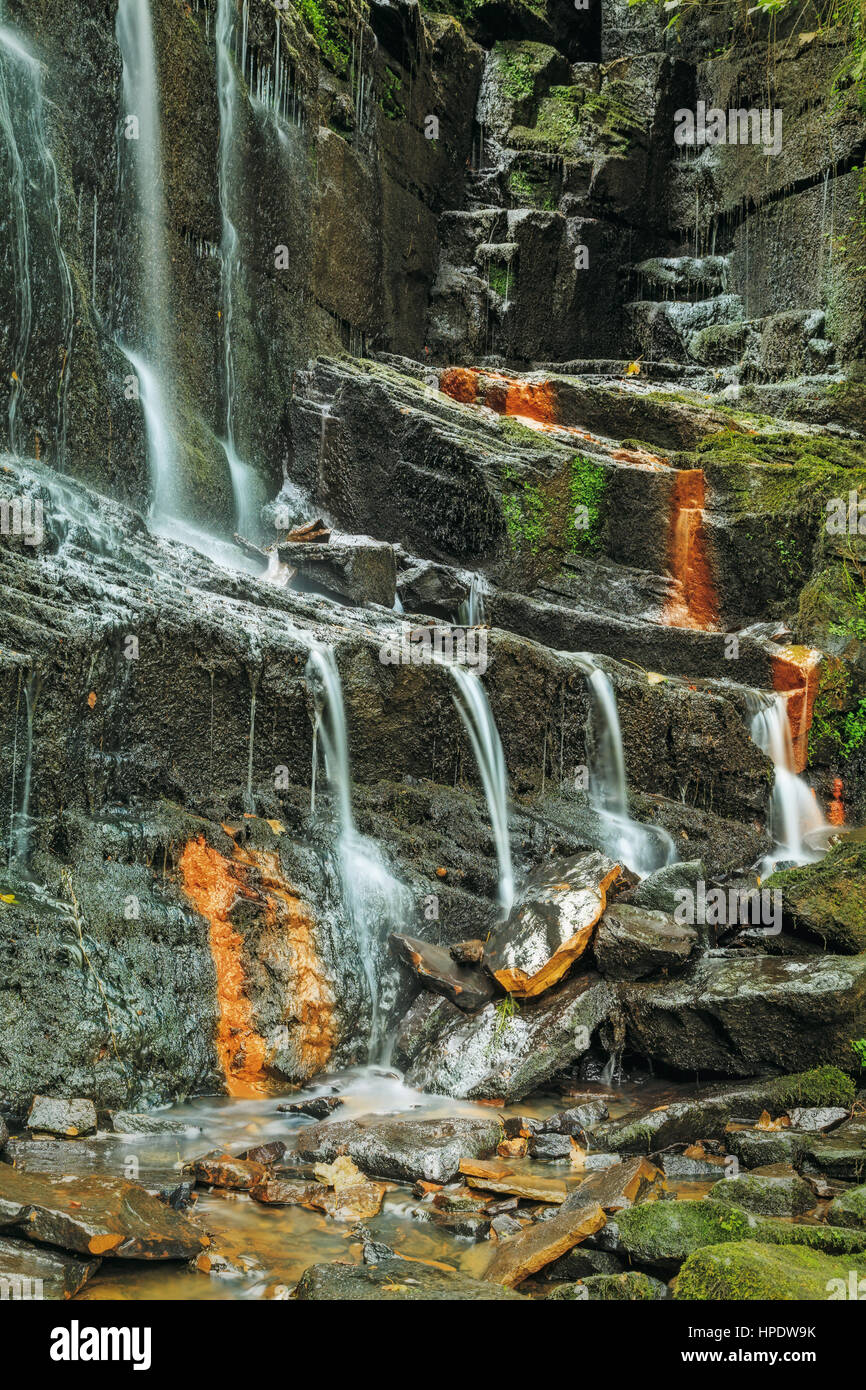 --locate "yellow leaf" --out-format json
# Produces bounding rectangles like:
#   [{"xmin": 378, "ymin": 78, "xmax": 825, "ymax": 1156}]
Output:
[
  {"xmin": 626, "ymin": 359, "xmax": 641, "ymax": 376},
  {"xmin": 0, "ymin": 893, "xmax": 15, "ymax": 904}
]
